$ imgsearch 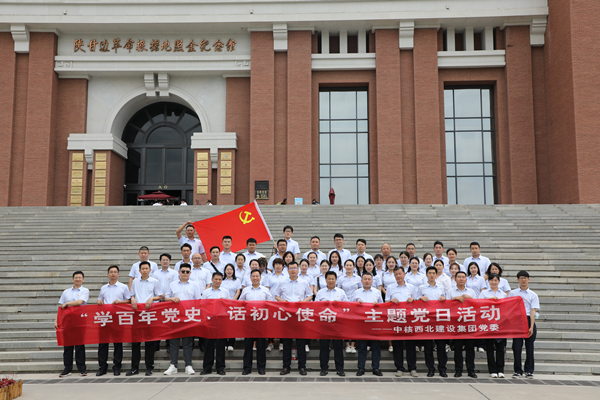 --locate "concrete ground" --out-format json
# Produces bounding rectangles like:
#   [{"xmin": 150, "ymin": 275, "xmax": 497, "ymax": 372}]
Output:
[{"xmin": 17, "ymin": 372, "xmax": 600, "ymax": 400}]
